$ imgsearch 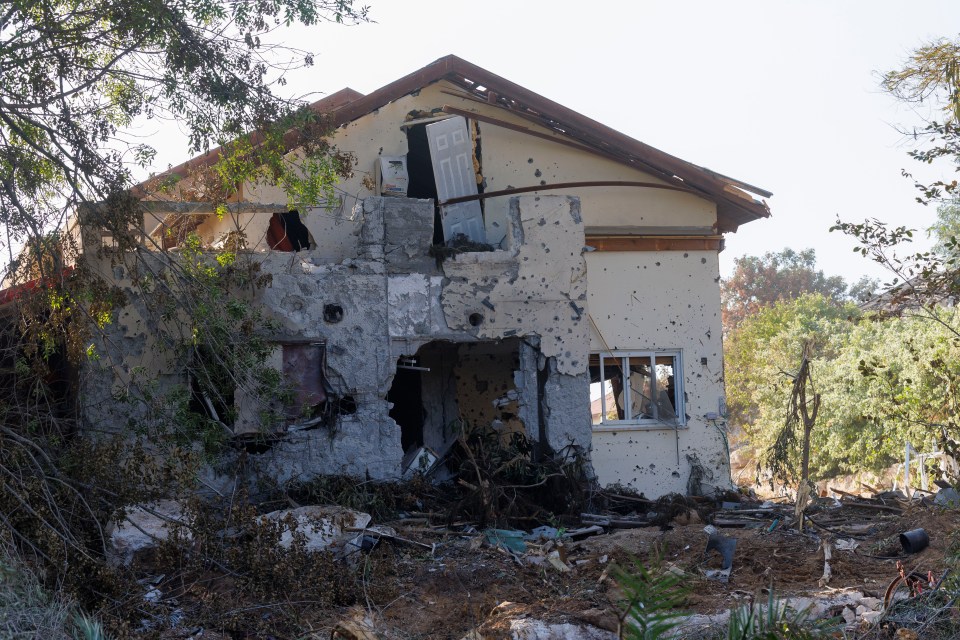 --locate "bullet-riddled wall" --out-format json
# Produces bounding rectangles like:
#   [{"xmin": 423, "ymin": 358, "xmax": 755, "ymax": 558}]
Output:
[
  {"xmin": 115, "ymin": 76, "xmax": 735, "ymax": 496},
  {"xmin": 79, "ymin": 196, "xmax": 593, "ymax": 486},
  {"xmin": 587, "ymin": 250, "xmax": 731, "ymax": 495}
]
